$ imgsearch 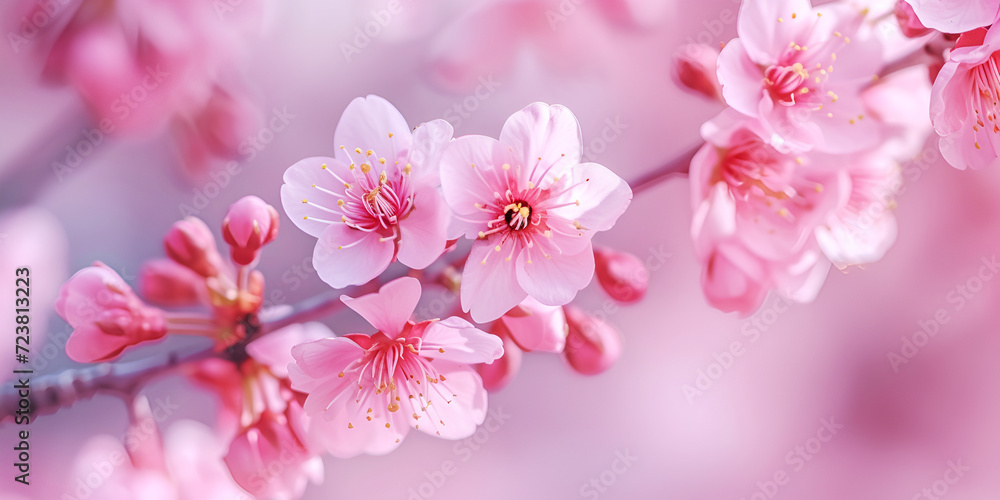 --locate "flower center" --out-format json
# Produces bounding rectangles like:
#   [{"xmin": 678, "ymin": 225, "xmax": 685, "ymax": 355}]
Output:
[
  {"xmin": 503, "ymin": 201, "xmax": 532, "ymax": 230},
  {"xmin": 764, "ymin": 62, "xmax": 810, "ymax": 104}
]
